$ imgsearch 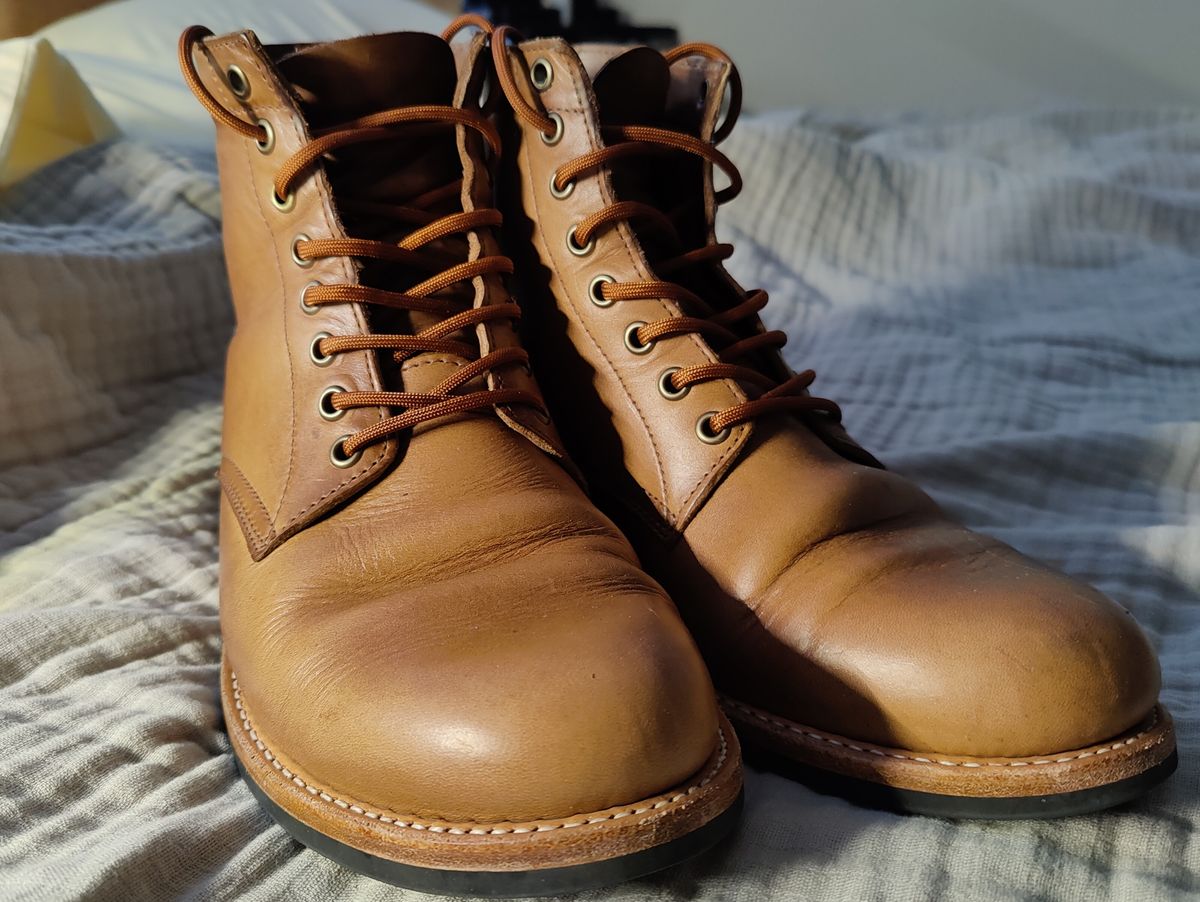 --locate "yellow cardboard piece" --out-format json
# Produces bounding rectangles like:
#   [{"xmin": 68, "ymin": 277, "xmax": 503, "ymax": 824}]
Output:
[{"xmin": 0, "ymin": 37, "xmax": 117, "ymax": 187}]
